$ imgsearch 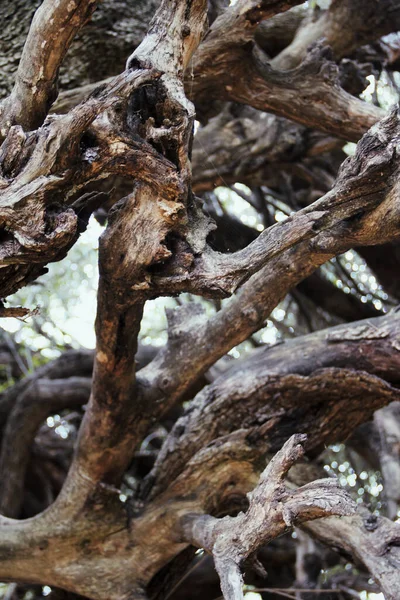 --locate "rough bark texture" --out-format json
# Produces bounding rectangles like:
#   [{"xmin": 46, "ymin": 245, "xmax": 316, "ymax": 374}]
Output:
[{"xmin": 1, "ymin": 1, "xmax": 400, "ymax": 600}]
